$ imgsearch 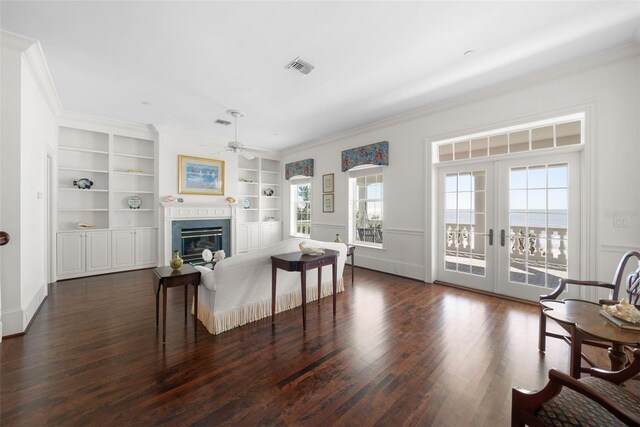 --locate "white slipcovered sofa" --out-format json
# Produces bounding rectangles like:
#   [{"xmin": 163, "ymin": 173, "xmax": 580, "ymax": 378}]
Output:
[{"xmin": 194, "ymin": 238, "xmax": 348, "ymax": 335}]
